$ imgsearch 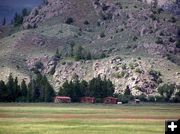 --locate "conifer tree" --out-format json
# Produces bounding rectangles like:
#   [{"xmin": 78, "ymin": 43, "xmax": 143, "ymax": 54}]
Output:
[
  {"xmin": 22, "ymin": 8, "xmax": 29, "ymax": 17},
  {"xmin": 21, "ymin": 79, "xmax": 28, "ymax": 102},
  {"xmin": 6, "ymin": 73, "xmax": 15, "ymax": 102},
  {"xmin": 55, "ymin": 48, "xmax": 61, "ymax": 58},
  {"xmin": 70, "ymin": 42, "xmax": 75, "ymax": 57},
  {"xmin": 124, "ymin": 85, "xmax": 131, "ymax": 96},
  {"xmin": 13, "ymin": 77, "xmax": 21, "ymax": 101},
  {"xmin": 2, "ymin": 17, "xmax": 6, "ymax": 25},
  {"xmin": 43, "ymin": 76, "xmax": 55, "ymax": 102},
  {"xmin": 75, "ymin": 46, "xmax": 83, "ymax": 60},
  {"xmin": 0, "ymin": 80, "xmax": 8, "ymax": 102}
]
